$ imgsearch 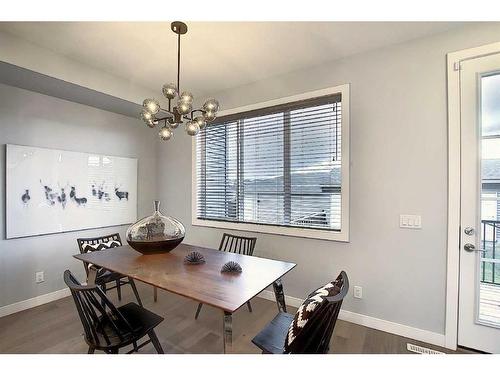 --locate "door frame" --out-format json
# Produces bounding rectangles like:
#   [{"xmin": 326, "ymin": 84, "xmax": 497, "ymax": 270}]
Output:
[{"xmin": 446, "ymin": 41, "xmax": 500, "ymax": 350}]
